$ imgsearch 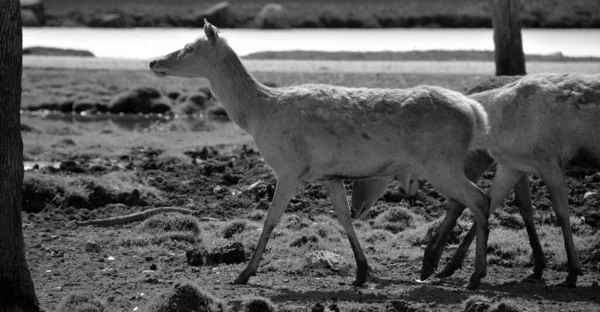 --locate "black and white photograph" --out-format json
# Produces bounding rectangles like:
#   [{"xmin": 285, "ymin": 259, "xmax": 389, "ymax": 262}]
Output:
[{"xmin": 1, "ymin": 0, "xmax": 599, "ymax": 311}]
